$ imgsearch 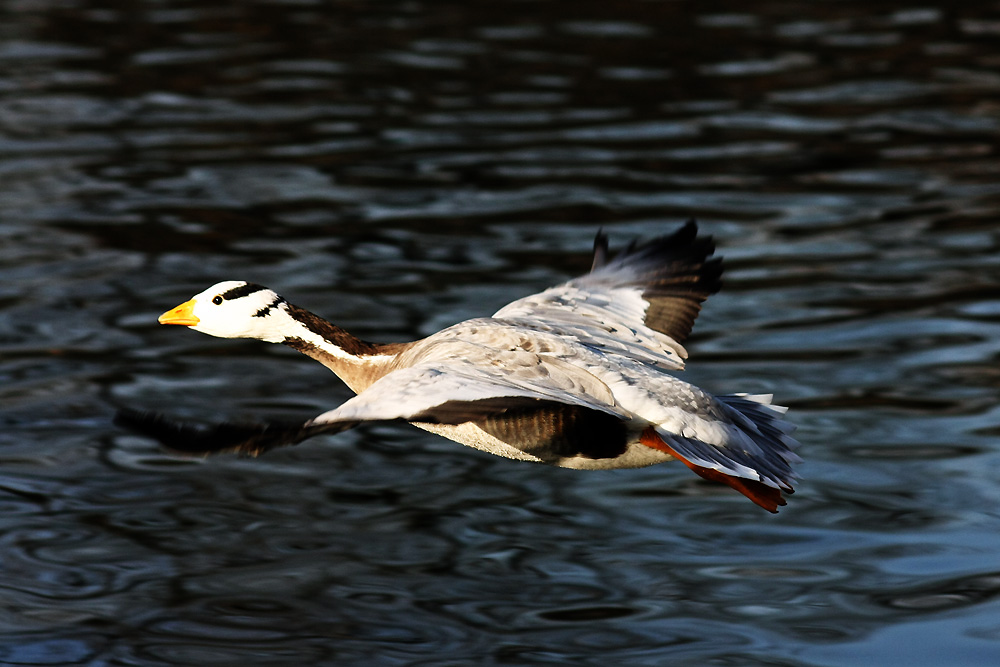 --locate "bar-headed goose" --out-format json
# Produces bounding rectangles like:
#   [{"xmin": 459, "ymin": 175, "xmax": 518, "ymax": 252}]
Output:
[{"xmin": 118, "ymin": 222, "xmax": 799, "ymax": 511}]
